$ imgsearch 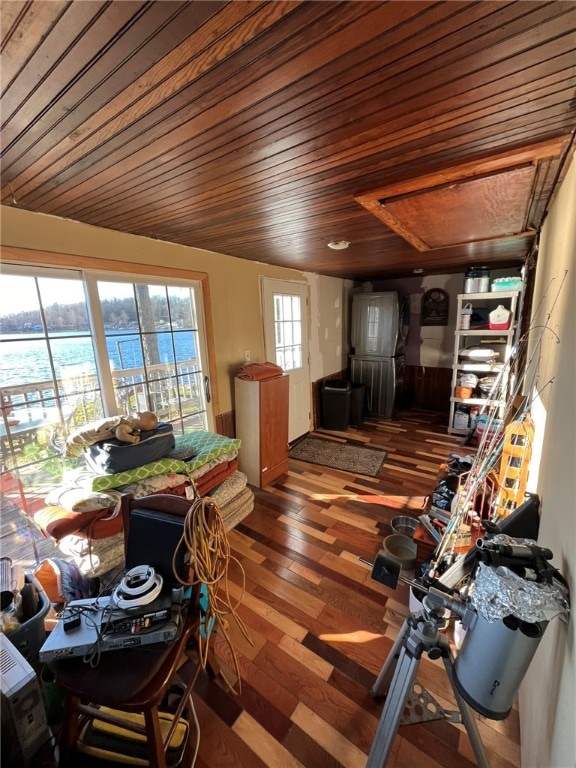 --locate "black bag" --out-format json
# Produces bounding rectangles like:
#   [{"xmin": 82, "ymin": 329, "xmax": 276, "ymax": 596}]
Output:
[{"xmin": 84, "ymin": 423, "xmax": 175, "ymax": 475}]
